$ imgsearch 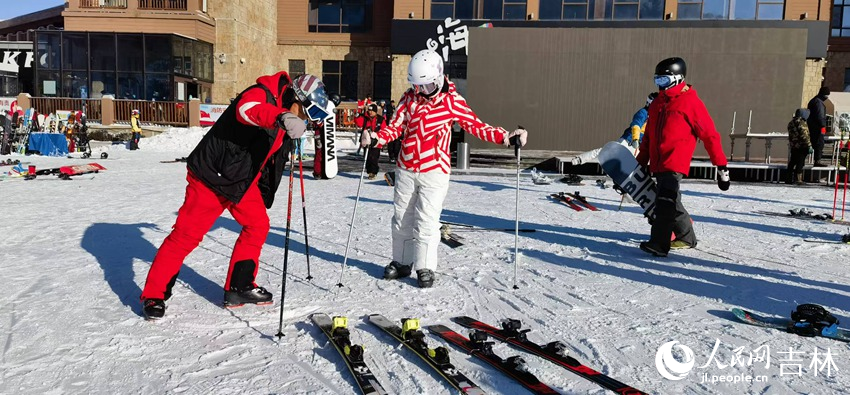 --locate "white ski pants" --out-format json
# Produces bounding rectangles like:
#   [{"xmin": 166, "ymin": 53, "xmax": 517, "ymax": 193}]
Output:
[
  {"xmin": 574, "ymin": 138, "xmax": 635, "ymax": 165},
  {"xmin": 392, "ymin": 168, "xmax": 451, "ymax": 271}
]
